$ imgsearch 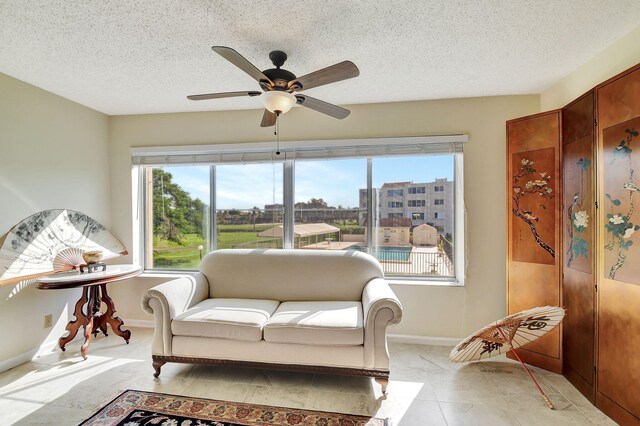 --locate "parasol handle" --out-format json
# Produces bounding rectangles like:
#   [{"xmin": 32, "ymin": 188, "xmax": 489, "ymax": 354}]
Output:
[
  {"xmin": 496, "ymin": 328, "xmax": 554, "ymax": 410},
  {"xmin": 542, "ymin": 394, "xmax": 554, "ymax": 410}
]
